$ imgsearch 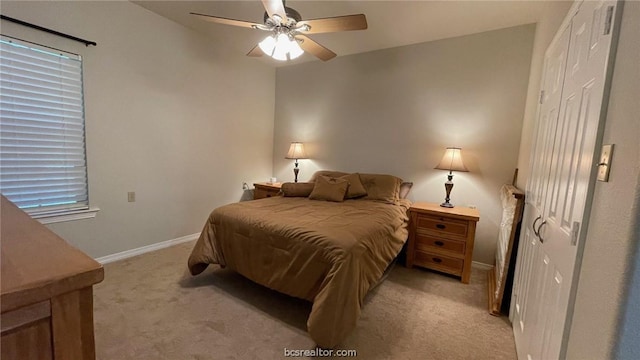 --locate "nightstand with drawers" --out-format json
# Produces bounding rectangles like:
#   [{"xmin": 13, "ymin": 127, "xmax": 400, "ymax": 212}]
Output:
[
  {"xmin": 406, "ymin": 202, "xmax": 480, "ymax": 283},
  {"xmin": 253, "ymin": 182, "xmax": 282, "ymax": 200}
]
